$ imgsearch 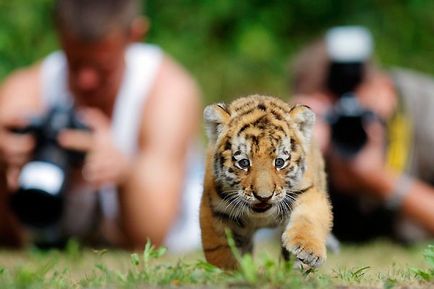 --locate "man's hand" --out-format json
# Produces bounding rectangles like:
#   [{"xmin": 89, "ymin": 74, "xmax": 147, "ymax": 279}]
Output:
[
  {"xmin": 0, "ymin": 114, "xmax": 35, "ymax": 169},
  {"xmin": 327, "ymin": 120, "xmax": 388, "ymax": 198},
  {"xmin": 58, "ymin": 108, "xmax": 131, "ymax": 187},
  {"xmin": 0, "ymin": 114, "xmax": 37, "ymax": 191}
]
